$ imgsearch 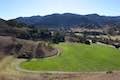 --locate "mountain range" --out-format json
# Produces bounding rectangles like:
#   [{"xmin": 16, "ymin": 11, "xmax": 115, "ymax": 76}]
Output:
[{"xmin": 15, "ymin": 13, "xmax": 120, "ymax": 28}]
